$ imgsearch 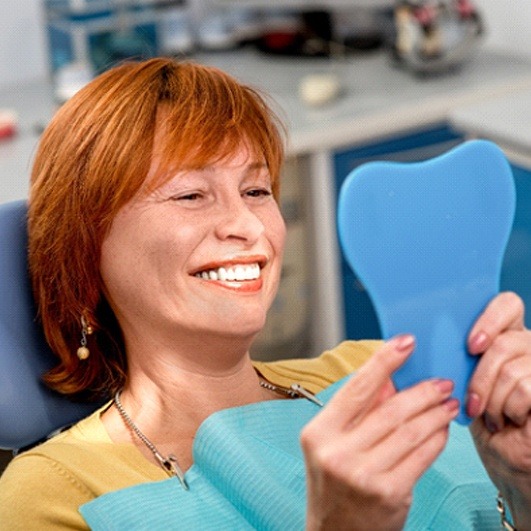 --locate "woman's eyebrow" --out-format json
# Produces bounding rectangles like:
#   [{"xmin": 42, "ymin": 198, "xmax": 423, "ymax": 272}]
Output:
[{"xmin": 247, "ymin": 162, "xmax": 268, "ymax": 170}]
